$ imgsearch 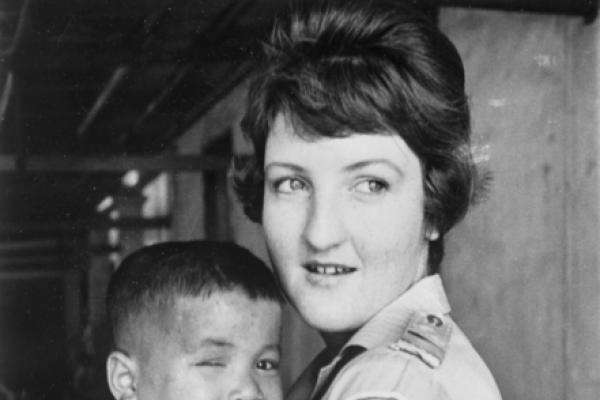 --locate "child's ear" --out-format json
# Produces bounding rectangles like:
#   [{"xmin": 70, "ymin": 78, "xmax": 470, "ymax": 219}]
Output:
[{"xmin": 107, "ymin": 350, "xmax": 138, "ymax": 400}]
